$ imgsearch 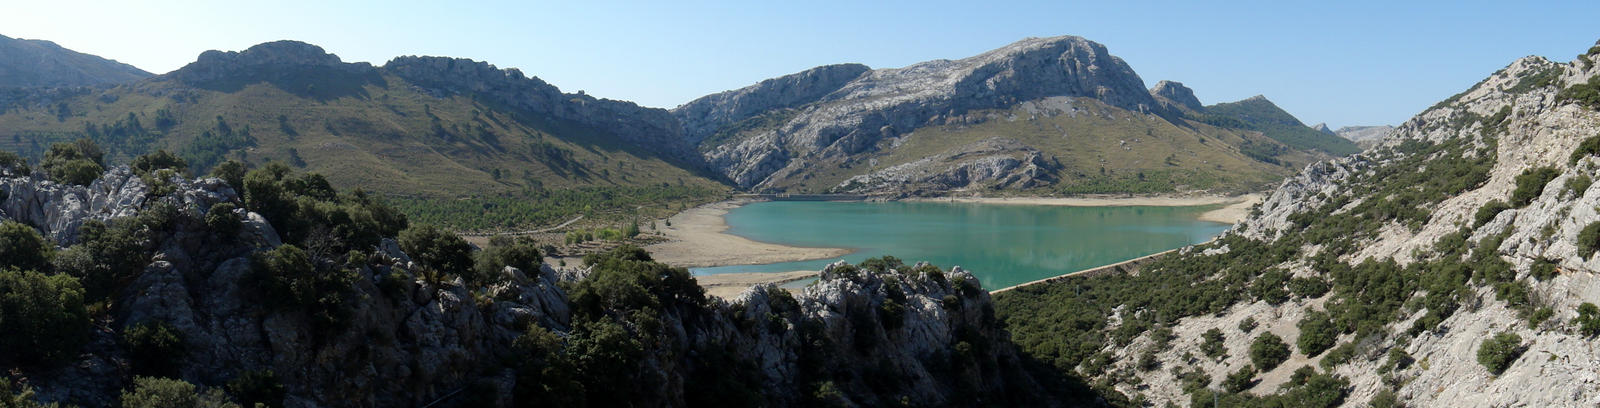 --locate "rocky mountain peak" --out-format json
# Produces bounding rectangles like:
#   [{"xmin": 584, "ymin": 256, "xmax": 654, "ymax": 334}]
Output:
[
  {"xmin": 672, "ymin": 63, "xmax": 871, "ymax": 144},
  {"xmin": 1311, "ymin": 122, "xmax": 1334, "ymax": 134},
  {"xmin": 166, "ymin": 40, "xmax": 378, "ymax": 92},
  {"xmin": 1150, "ymin": 80, "xmax": 1203, "ymax": 112}
]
